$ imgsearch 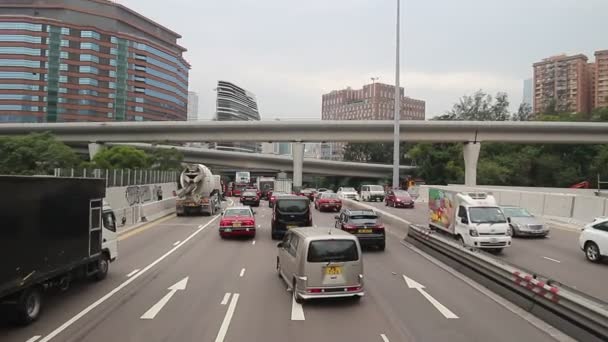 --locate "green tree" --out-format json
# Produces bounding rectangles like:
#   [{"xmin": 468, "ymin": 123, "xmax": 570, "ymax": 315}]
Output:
[
  {"xmin": 148, "ymin": 147, "xmax": 184, "ymax": 170},
  {"xmin": 437, "ymin": 90, "xmax": 511, "ymax": 121},
  {"xmin": 513, "ymin": 103, "xmax": 534, "ymax": 121},
  {"xmin": 591, "ymin": 106, "xmax": 608, "ymax": 122},
  {"xmin": 92, "ymin": 146, "xmax": 151, "ymax": 169},
  {"xmin": 0, "ymin": 132, "xmax": 82, "ymax": 175},
  {"xmin": 408, "ymin": 143, "xmax": 464, "ymax": 185}
]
